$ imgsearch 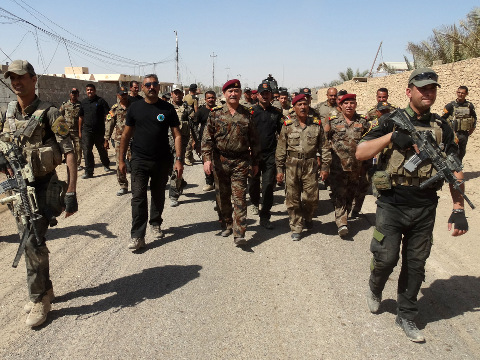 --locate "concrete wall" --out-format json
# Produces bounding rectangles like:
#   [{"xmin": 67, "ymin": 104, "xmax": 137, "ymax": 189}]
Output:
[
  {"xmin": 0, "ymin": 75, "xmax": 118, "ymax": 110},
  {"xmin": 315, "ymin": 57, "xmax": 480, "ymax": 114}
]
